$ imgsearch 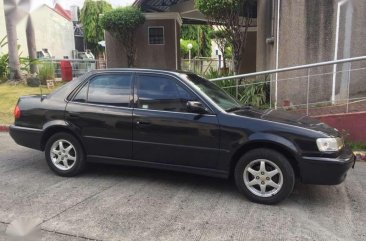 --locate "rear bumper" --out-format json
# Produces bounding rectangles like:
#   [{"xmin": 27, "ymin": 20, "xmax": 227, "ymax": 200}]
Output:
[
  {"xmin": 299, "ymin": 149, "xmax": 355, "ymax": 185},
  {"xmin": 9, "ymin": 125, "xmax": 43, "ymax": 151}
]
